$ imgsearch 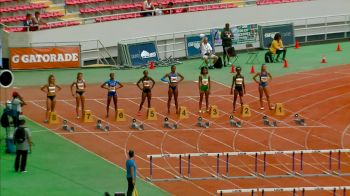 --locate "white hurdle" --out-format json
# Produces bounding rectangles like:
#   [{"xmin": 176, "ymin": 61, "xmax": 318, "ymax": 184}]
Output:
[
  {"xmin": 145, "ymin": 154, "xmax": 184, "ymax": 182},
  {"xmin": 147, "ymin": 149, "xmax": 350, "ymax": 181},
  {"xmin": 183, "ymin": 152, "xmax": 222, "ymax": 180},
  {"xmin": 217, "ymin": 186, "xmax": 350, "ymax": 196}
]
